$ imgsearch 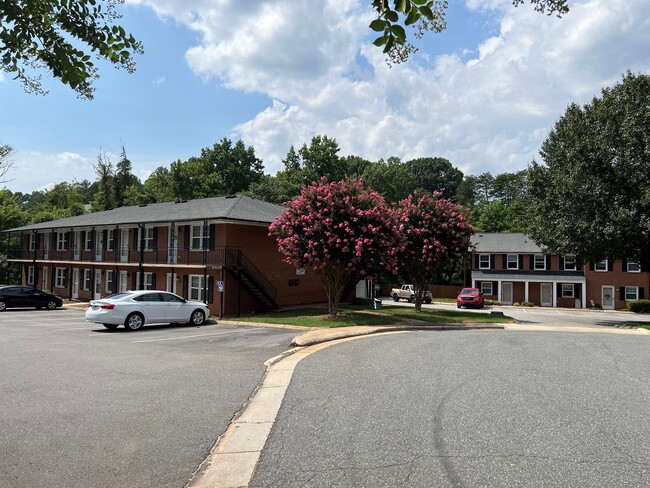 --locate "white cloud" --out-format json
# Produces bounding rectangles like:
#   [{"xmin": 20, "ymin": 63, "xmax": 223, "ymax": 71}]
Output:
[
  {"xmin": 153, "ymin": 76, "xmax": 166, "ymax": 85},
  {"xmin": 131, "ymin": 0, "xmax": 650, "ymax": 177},
  {"xmin": 6, "ymin": 151, "xmax": 95, "ymax": 193}
]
